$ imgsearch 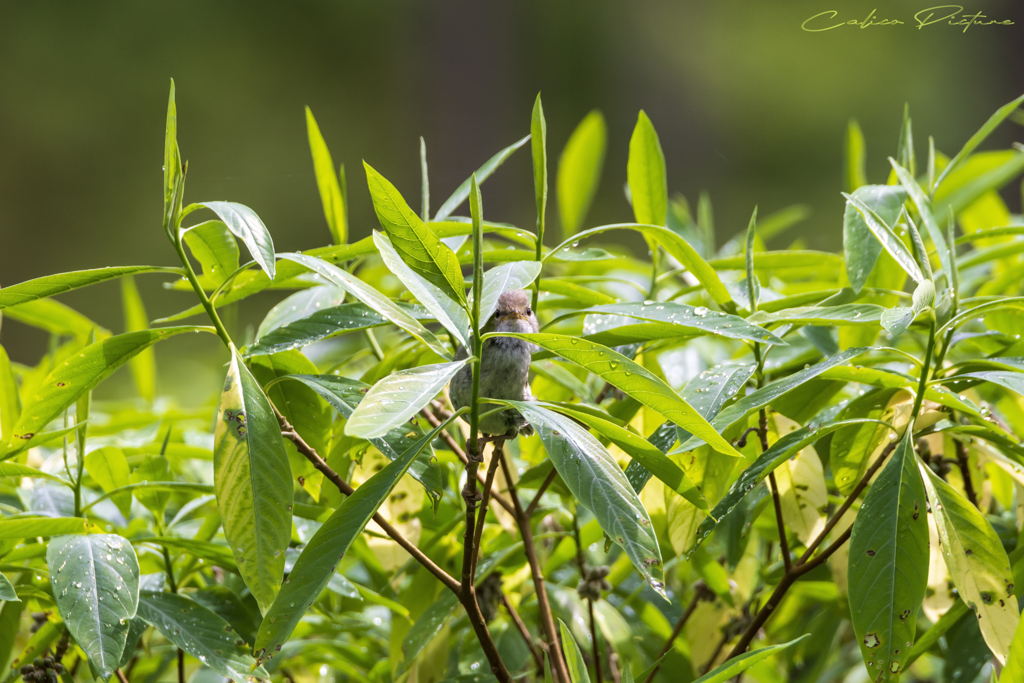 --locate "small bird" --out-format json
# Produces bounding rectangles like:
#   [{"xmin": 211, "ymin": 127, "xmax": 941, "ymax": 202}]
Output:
[{"xmin": 449, "ymin": 290, "xmax": 539, "ymax": 439}]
